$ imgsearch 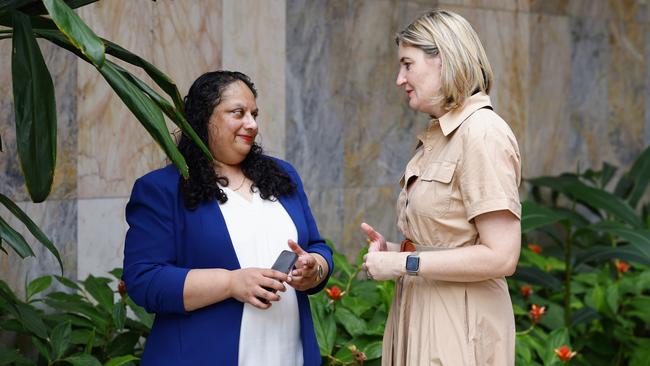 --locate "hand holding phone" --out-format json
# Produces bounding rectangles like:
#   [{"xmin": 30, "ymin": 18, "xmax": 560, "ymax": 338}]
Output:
[{"xmin": 259, "ymin": 250, "xmax": 298, "ymax": 304}]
